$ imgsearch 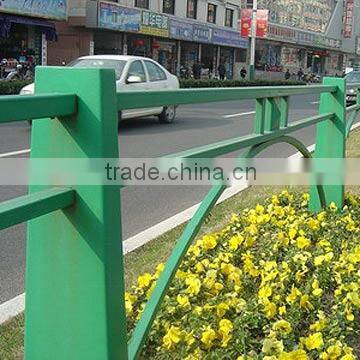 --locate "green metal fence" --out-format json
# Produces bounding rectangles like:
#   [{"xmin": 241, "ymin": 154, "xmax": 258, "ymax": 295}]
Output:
[{"xmin": 0, "ymin": 67, "xmax": 359, "ymax": 360}]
